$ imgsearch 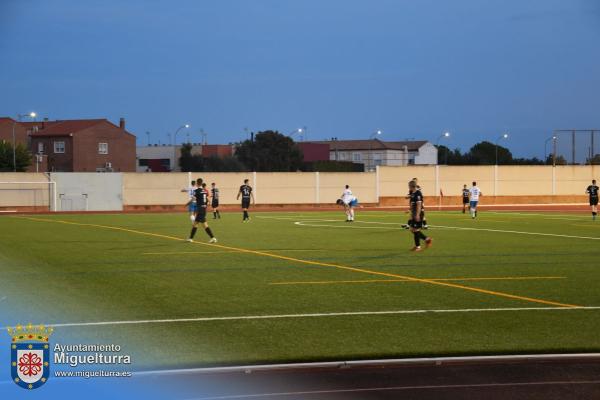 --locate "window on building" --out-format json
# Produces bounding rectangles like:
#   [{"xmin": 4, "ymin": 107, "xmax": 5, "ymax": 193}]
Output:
[
  {"xmin": 37, "ymin": 142, "xmax": 44, "ymax": 154},
  {"xmin": 353, "ymin": 153, "xmax": 361, "ymax": 162},
  {"xmin": 160, "ymin": 159, "xmax": 171, "ymax": 167},
  {"xmin": 98, "ymin": 142, "xmax": 108, "ymax": 154},
  {"xmin": 54, "ymin": 141, "xmax": 65, "ymax": 154},
  {"xmin": 138, "ymin": 159, "xmax": 149, "ymax": 167}
]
